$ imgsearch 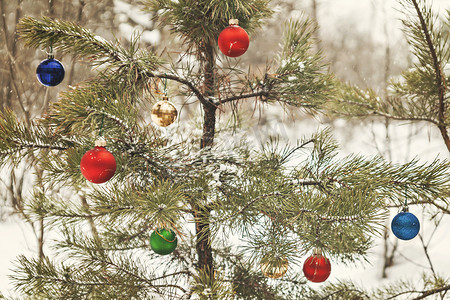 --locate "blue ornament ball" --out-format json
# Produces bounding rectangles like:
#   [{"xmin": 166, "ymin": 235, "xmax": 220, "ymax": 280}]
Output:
[
  {"xmin": 36, "ymin": 58, "xmax": 65, "ymax": 86},
  {"xmin": 391, "ymin": 211, "xmax": 420, "ymax": 240}
]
